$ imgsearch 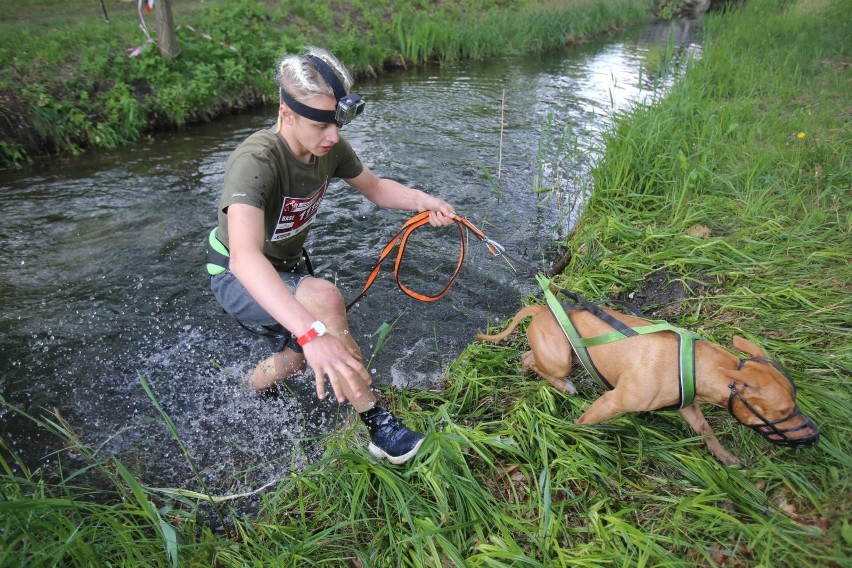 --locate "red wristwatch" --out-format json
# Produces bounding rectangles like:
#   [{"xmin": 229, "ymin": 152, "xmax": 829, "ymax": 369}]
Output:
[{"xmin": 296, "ymin": 321, "xmax": 327, "ymax": 346}]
